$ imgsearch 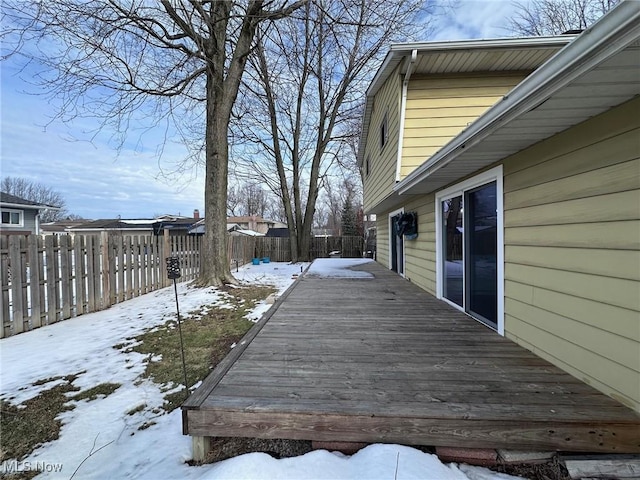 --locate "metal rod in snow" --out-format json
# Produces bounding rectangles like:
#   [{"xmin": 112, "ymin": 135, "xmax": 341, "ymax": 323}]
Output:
[
  {"xmin": 166, "ymin": 255, "xmax": 189, "ymax": 400},
  {"xmin": 173, "ymin": 278, "xmax": 189, "ymax": 400}
]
